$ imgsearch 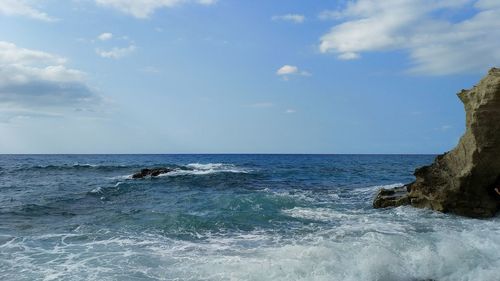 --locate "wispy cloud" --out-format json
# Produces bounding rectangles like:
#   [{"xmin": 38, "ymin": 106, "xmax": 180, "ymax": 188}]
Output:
[
  {"xmin": 96, "ymin": 45, "xmax": 136, "ymax": 59},
  {"xmin": 272, "ymin": 14, "xmax": 305, "ymax": 23},
  {"xmin": 276, "ymin": 65, "xmax": 311, "ymax": 80},
  {"xmin": 0, "ymin": 108, "xmax": 64, "ymax": 123},
  {"xmin": 277, "ymin": 65, "xmax": 299, "ymax": 75},
  {"xmin": 318, "ymin": 10, "xmax": 342, "ymax": 21},
  {"xmin": 0, "ymin": 0, "xmax": 56, "ymax": 22},
  {"xmin": 319, "ymin": 0, "xmax": 500, "ymax": 75},
  {"xmin": 0, "ymin": 41, "xmax": 100, "ymax": 120},
  {"xmin": 95, "ymin": 0, "xmax": 216, "ymax": 18},
  {"xmin": 285, "ymin": 109, "xmax": 296, "ymax": 114},
  {"xmin": 98, "ymin": 32, "xmax": 113, "ymax": 41}
]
